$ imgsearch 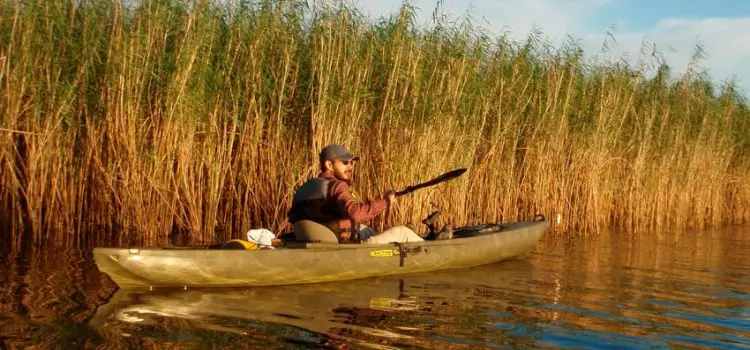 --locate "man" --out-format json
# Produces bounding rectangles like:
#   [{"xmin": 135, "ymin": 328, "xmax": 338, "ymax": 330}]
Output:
[{"xmin": 288, "ymin": 144, "xmax": 430, "ymax": 244}]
